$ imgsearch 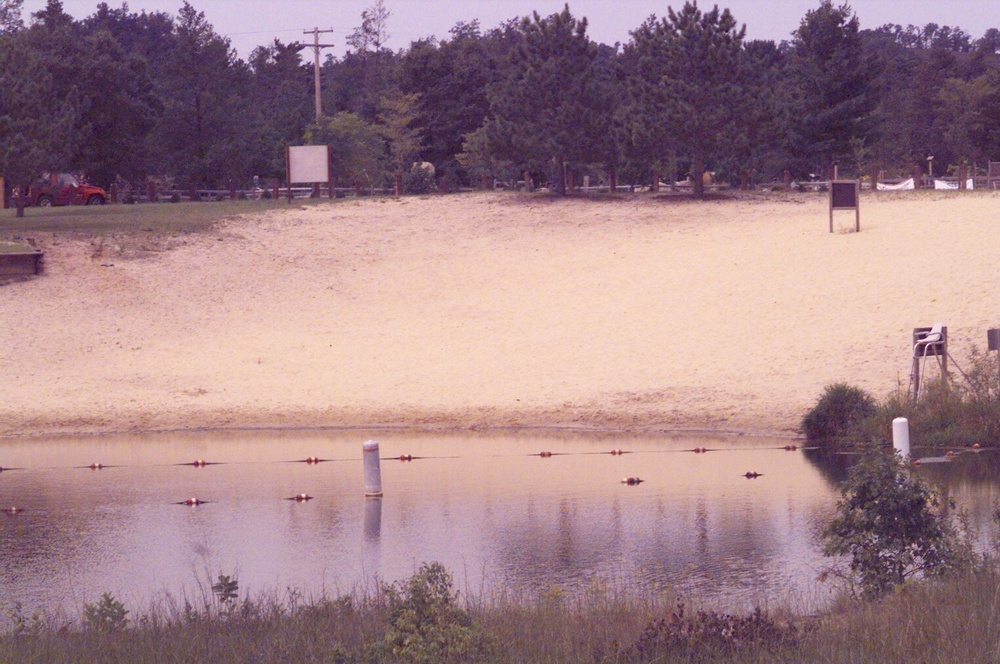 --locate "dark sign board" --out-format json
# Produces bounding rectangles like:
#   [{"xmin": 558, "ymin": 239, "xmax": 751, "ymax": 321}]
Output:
[
  {"xmin": 829, "ymin": 180, "xmax": 860, "ymax": 232},
  {"xmin": 831, "ymin": 181, "xmax": 858, "ymax": 209}
]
